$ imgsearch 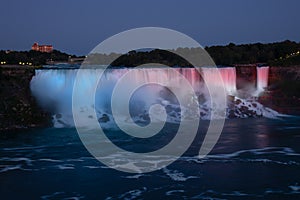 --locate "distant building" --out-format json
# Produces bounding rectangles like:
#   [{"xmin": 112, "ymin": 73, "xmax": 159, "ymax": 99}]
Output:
[{"xmin": 31, "ymin": 42, "xmax": 53, "ymax": 53}]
